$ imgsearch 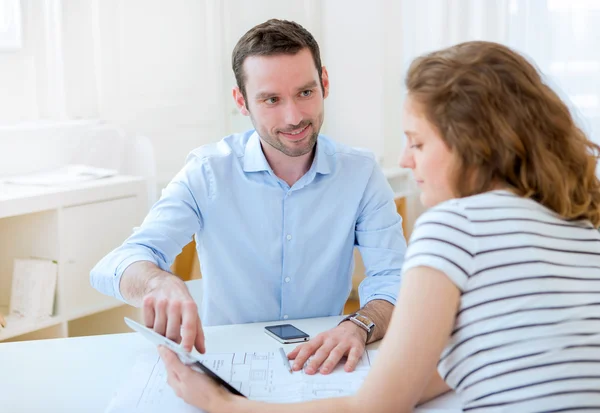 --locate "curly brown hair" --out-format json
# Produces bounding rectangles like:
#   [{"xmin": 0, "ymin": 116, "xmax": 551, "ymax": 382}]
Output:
[{"xmin": 406, "ymin": 41, "xmax": 600, "ymax": 227}]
